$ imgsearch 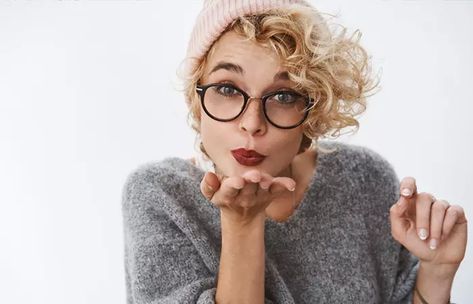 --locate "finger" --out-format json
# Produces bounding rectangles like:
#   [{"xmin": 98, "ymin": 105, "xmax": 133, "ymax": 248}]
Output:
[
  {"xmin": 429, "ymin": 199, "xmax": 449, "ymax": 250},
  {"xmin": 399, "ymin": 176, "xmax": 417, "ymax": 198},
  {"xmin": 239, "ymin": 170, "xmax": 261, "ymax": 200},
  {"xmin": 255, "ymin": 180, "xmax": 269, "ymax": 196},
  {"xmin": 442, "ymin": 205, "xmax": 467, "ymax": 239},
  {"xmin": 200, "ymin": 172, "xmax": 220, "ymax": 200},
  {"xmin": 241, "ymin": 170, "xmax": 263, "ymax": 183},
  {"xmin": 394, "ymin": 194, "xmax": 412, "ymax": 216},
  {"xmin": 269, "ymin": 177, "xmax": 296, "ymax": 195},
  {"xmin": 240, "ymin": 180, "xmax": 259, "ymax": 197},
  {"xmin": 389, "ymin": 199, "xmax": 413, "ymax": 243},
  {"xmin": 258, "ymin": 172, "xmax": 273, "ymax": 190},
  {"xmin": 249, "ymin": 173, "xmax": 271, "ymax": 207},
  {"xmin": 212, "ymin": 176, "xmax": 245, "ymax": 205},
  {"xmin": 398, "ymin": 177, "xmax": 417, "ymax": 219},
  {"xmin": 416, "ymin": 192, "xmax": 435, "ymax": 241}
]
